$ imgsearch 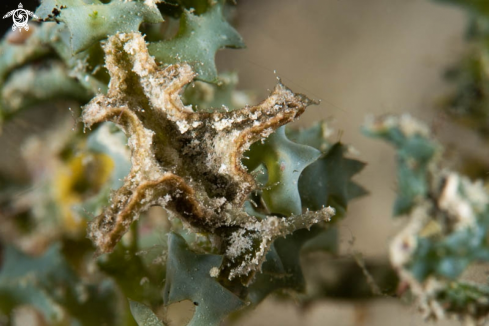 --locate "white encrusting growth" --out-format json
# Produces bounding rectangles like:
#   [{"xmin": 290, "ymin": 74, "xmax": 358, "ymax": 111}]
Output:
[
  {"xmin": 364, "ymin": 113, "xmax": 430, "ymax": 138},
  {"xmin": 82, "ymin": 32, "xmax": 324, "ymax": 280},
  {"xmin": 209, "ymin": 267, "xmax": 220, "ymax": 278},
  {"xmin": 368, "ymin": 115, "xmax": 489, "ymax": 323},
  {"xmin": 226, "ymin": 229, "xmax": 253, "ymax": 260},
  {"xmin": 226, "ymin": 206, "xmax": 335, "ymax": 280}
]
